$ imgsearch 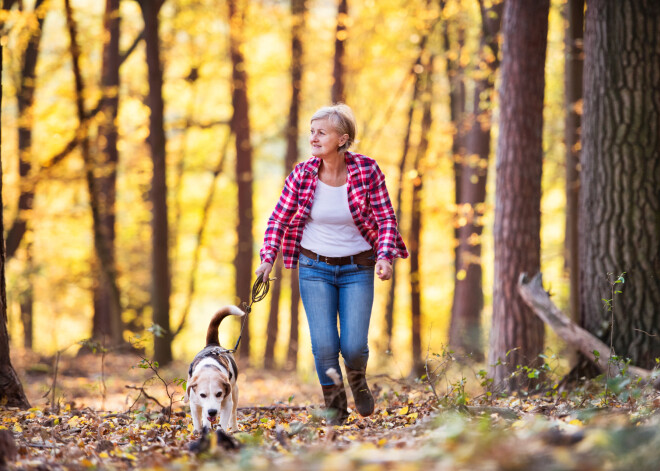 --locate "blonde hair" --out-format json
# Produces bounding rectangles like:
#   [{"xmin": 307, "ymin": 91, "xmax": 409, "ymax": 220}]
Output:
[{"xmin": 310, "ymin": 103, "xmax": 357, "ymax": 153}]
